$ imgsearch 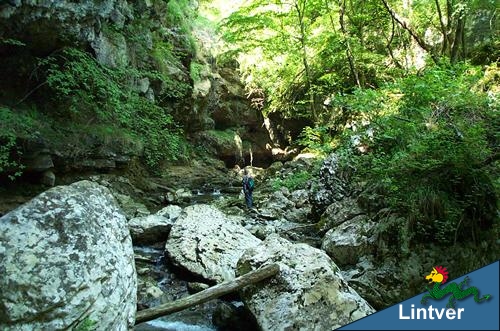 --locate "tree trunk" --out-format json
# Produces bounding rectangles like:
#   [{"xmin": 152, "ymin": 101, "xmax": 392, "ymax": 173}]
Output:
[
  {"xmin": 338, "ymin": 0, "xmax": 361, "ymax": 87},
  {"xmin": 135, "ymin": 263, "xmax": 280, "ymax": 325},
  {"xmin": 380, "ymin": 0, "xmax": 439, "ymax": 64},
  {"xmin": 294, "ymin": 0, "xmax": 317, "ymax": 121},
  {"xmin": 450, "ymin": 8, "xmax": 466, "ymax": 63},
  {"xmin": 385, "ymin": 18, "xmax": 404, "ymax": 69},
  {"xmin": 435, "ymin": 0, "xmax": 450, "ymax": 56}
]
